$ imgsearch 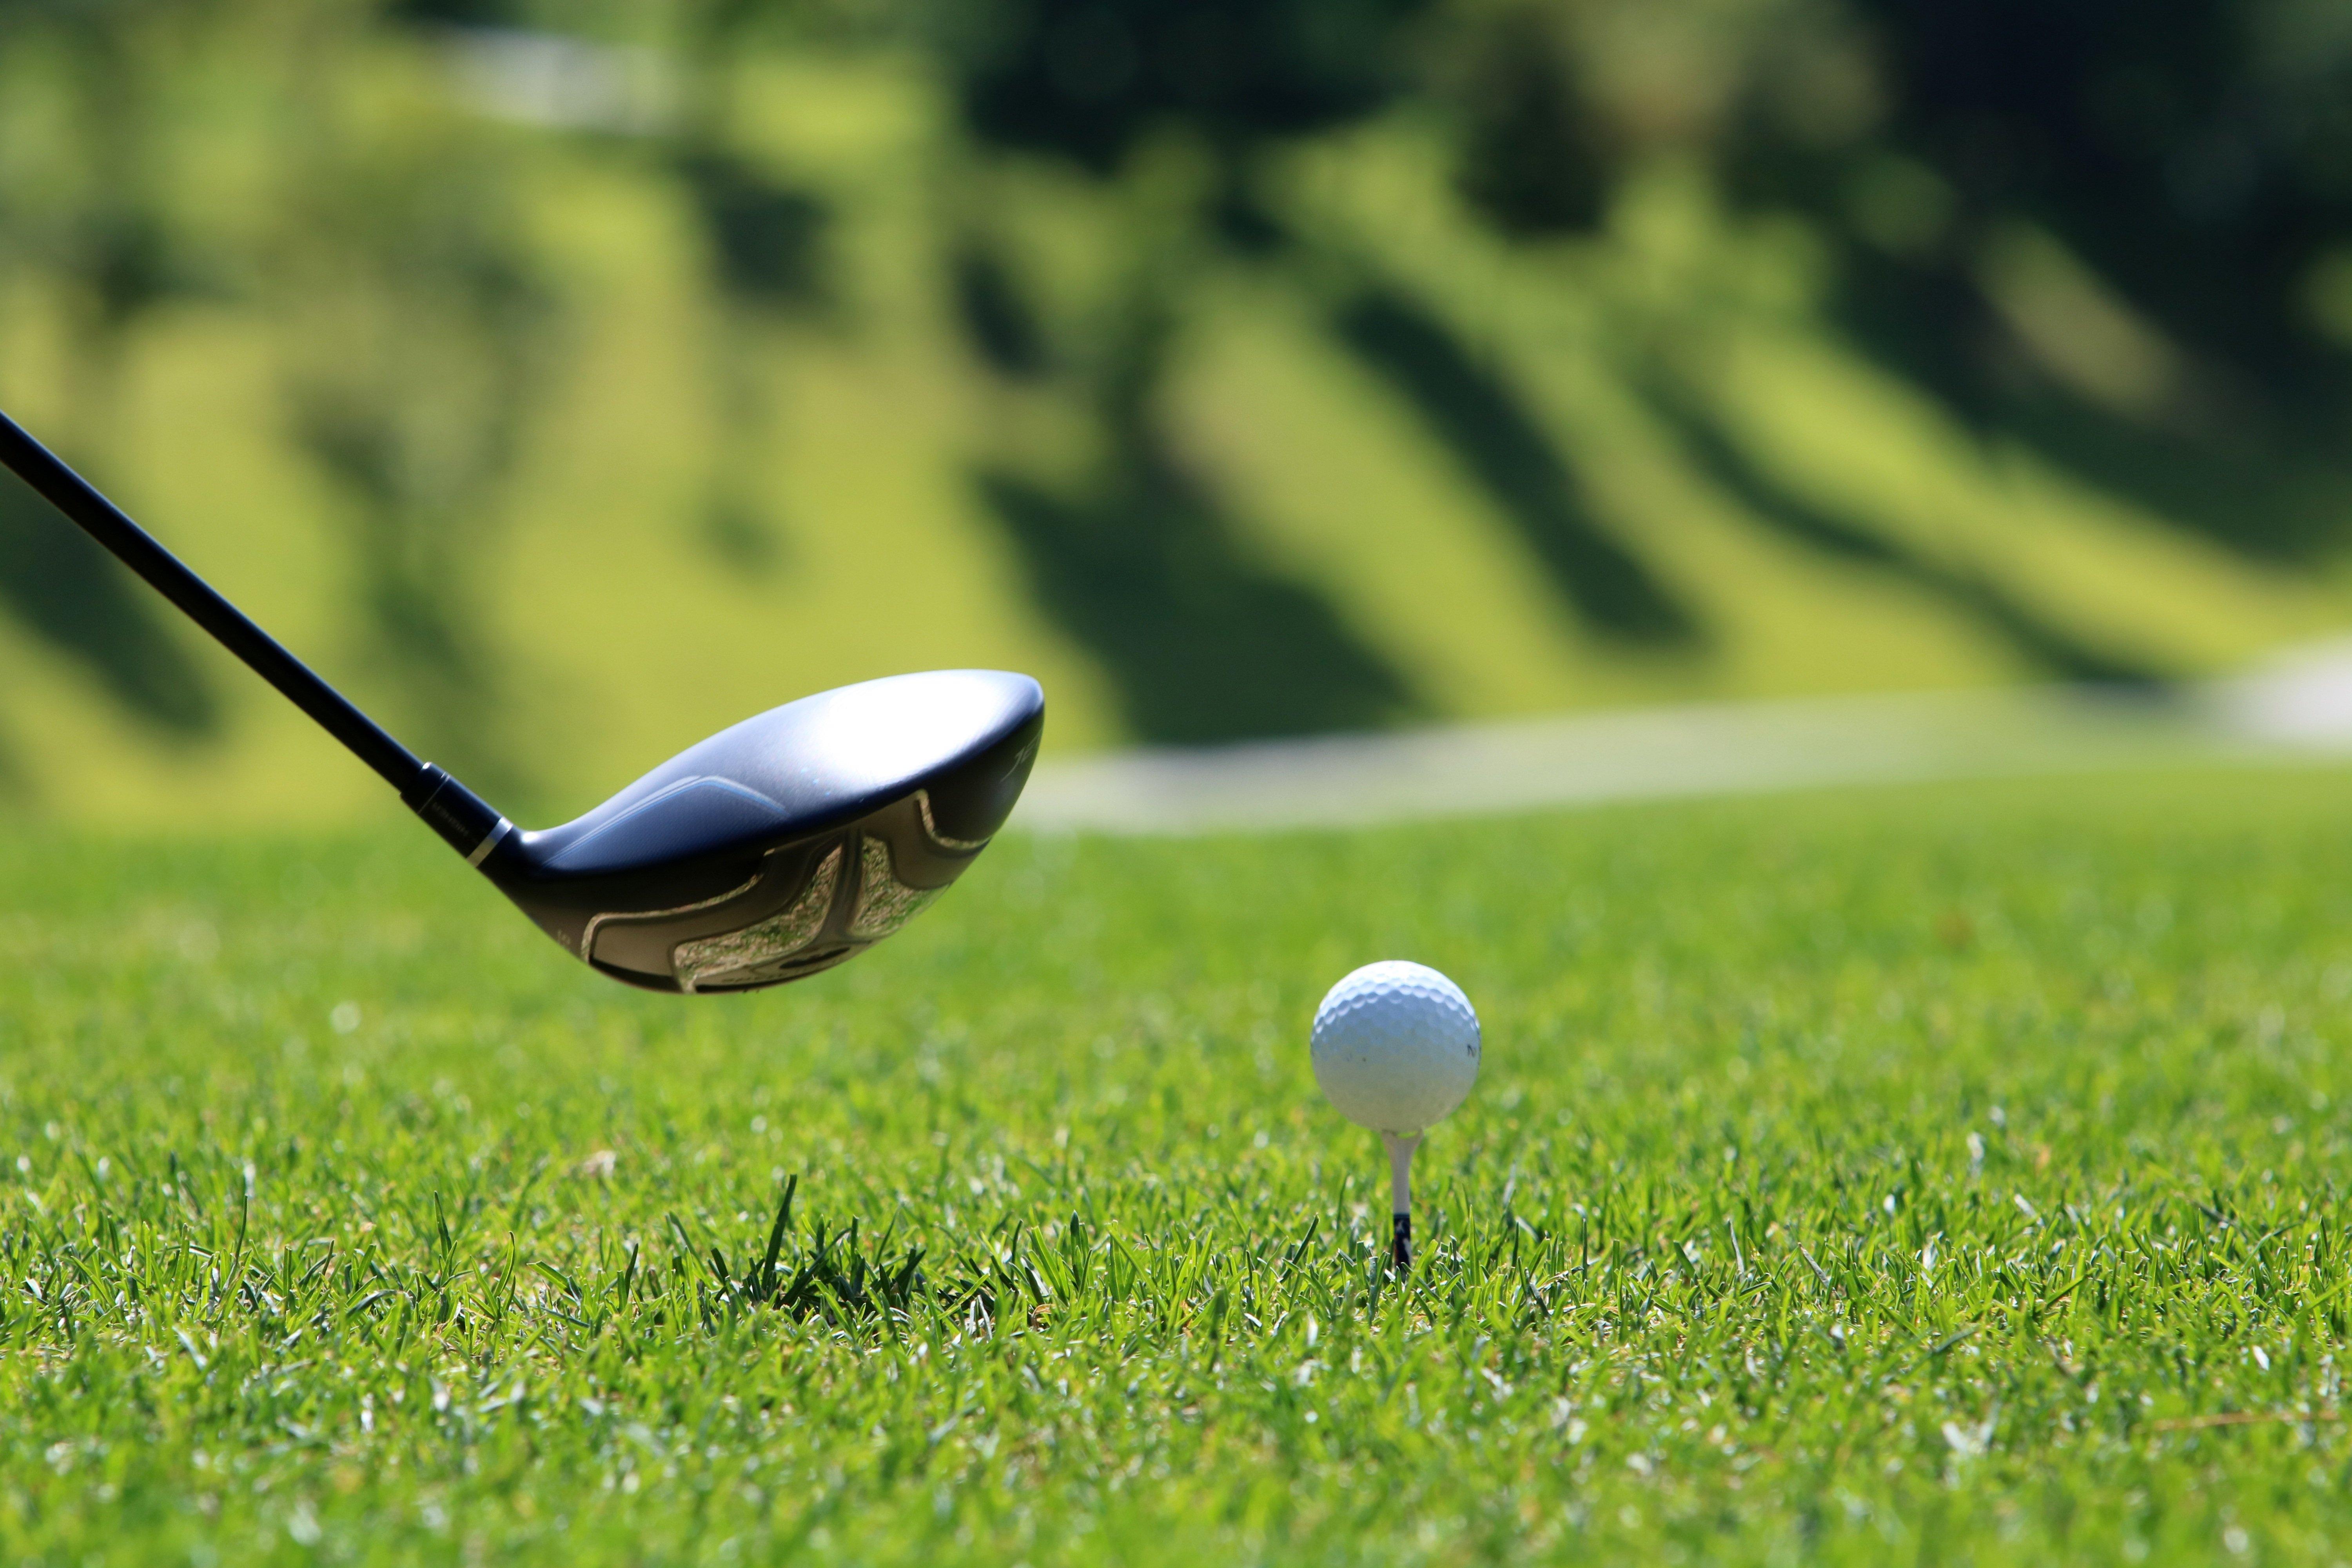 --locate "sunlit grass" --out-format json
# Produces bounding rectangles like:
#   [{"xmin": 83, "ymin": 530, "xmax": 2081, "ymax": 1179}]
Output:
[{"xmin": 3, "ymin": 766, "xmax": 2352, "ymax": 1563}]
